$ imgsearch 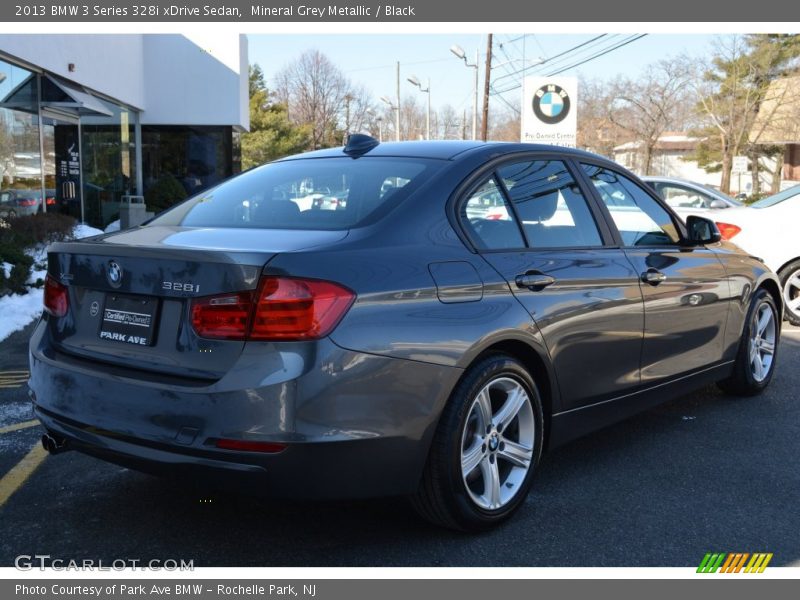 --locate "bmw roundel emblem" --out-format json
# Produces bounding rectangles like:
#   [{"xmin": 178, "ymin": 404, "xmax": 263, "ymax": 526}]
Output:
[
  {"xmin": 533, "ymin": 84, "xmax": 571, "ymax": 125},
  {"xmin": 107, "ymin": 260, "xmax": 123, "ymax": 287}
]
